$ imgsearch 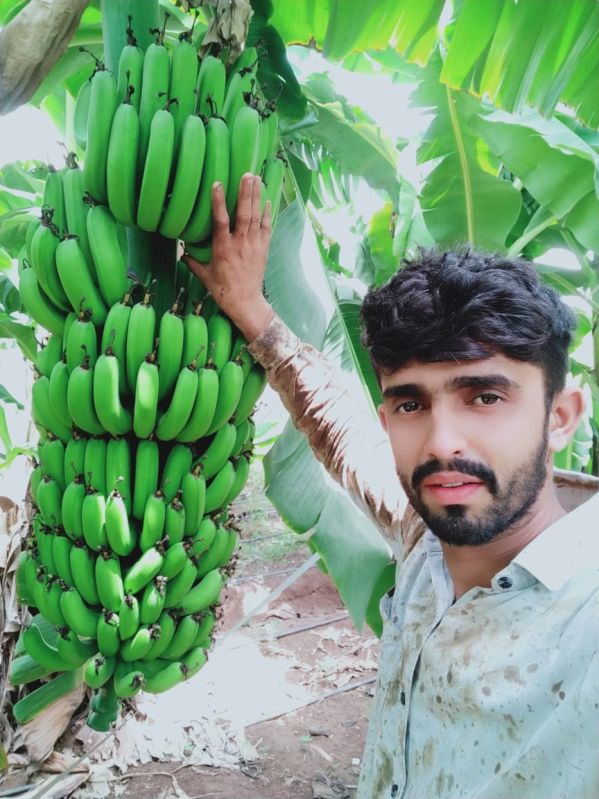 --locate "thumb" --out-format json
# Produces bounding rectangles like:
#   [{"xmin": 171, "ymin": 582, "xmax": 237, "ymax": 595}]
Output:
[{"xmin": 182, "ymin": 253, "xmax": 212, "ymax": 290}]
